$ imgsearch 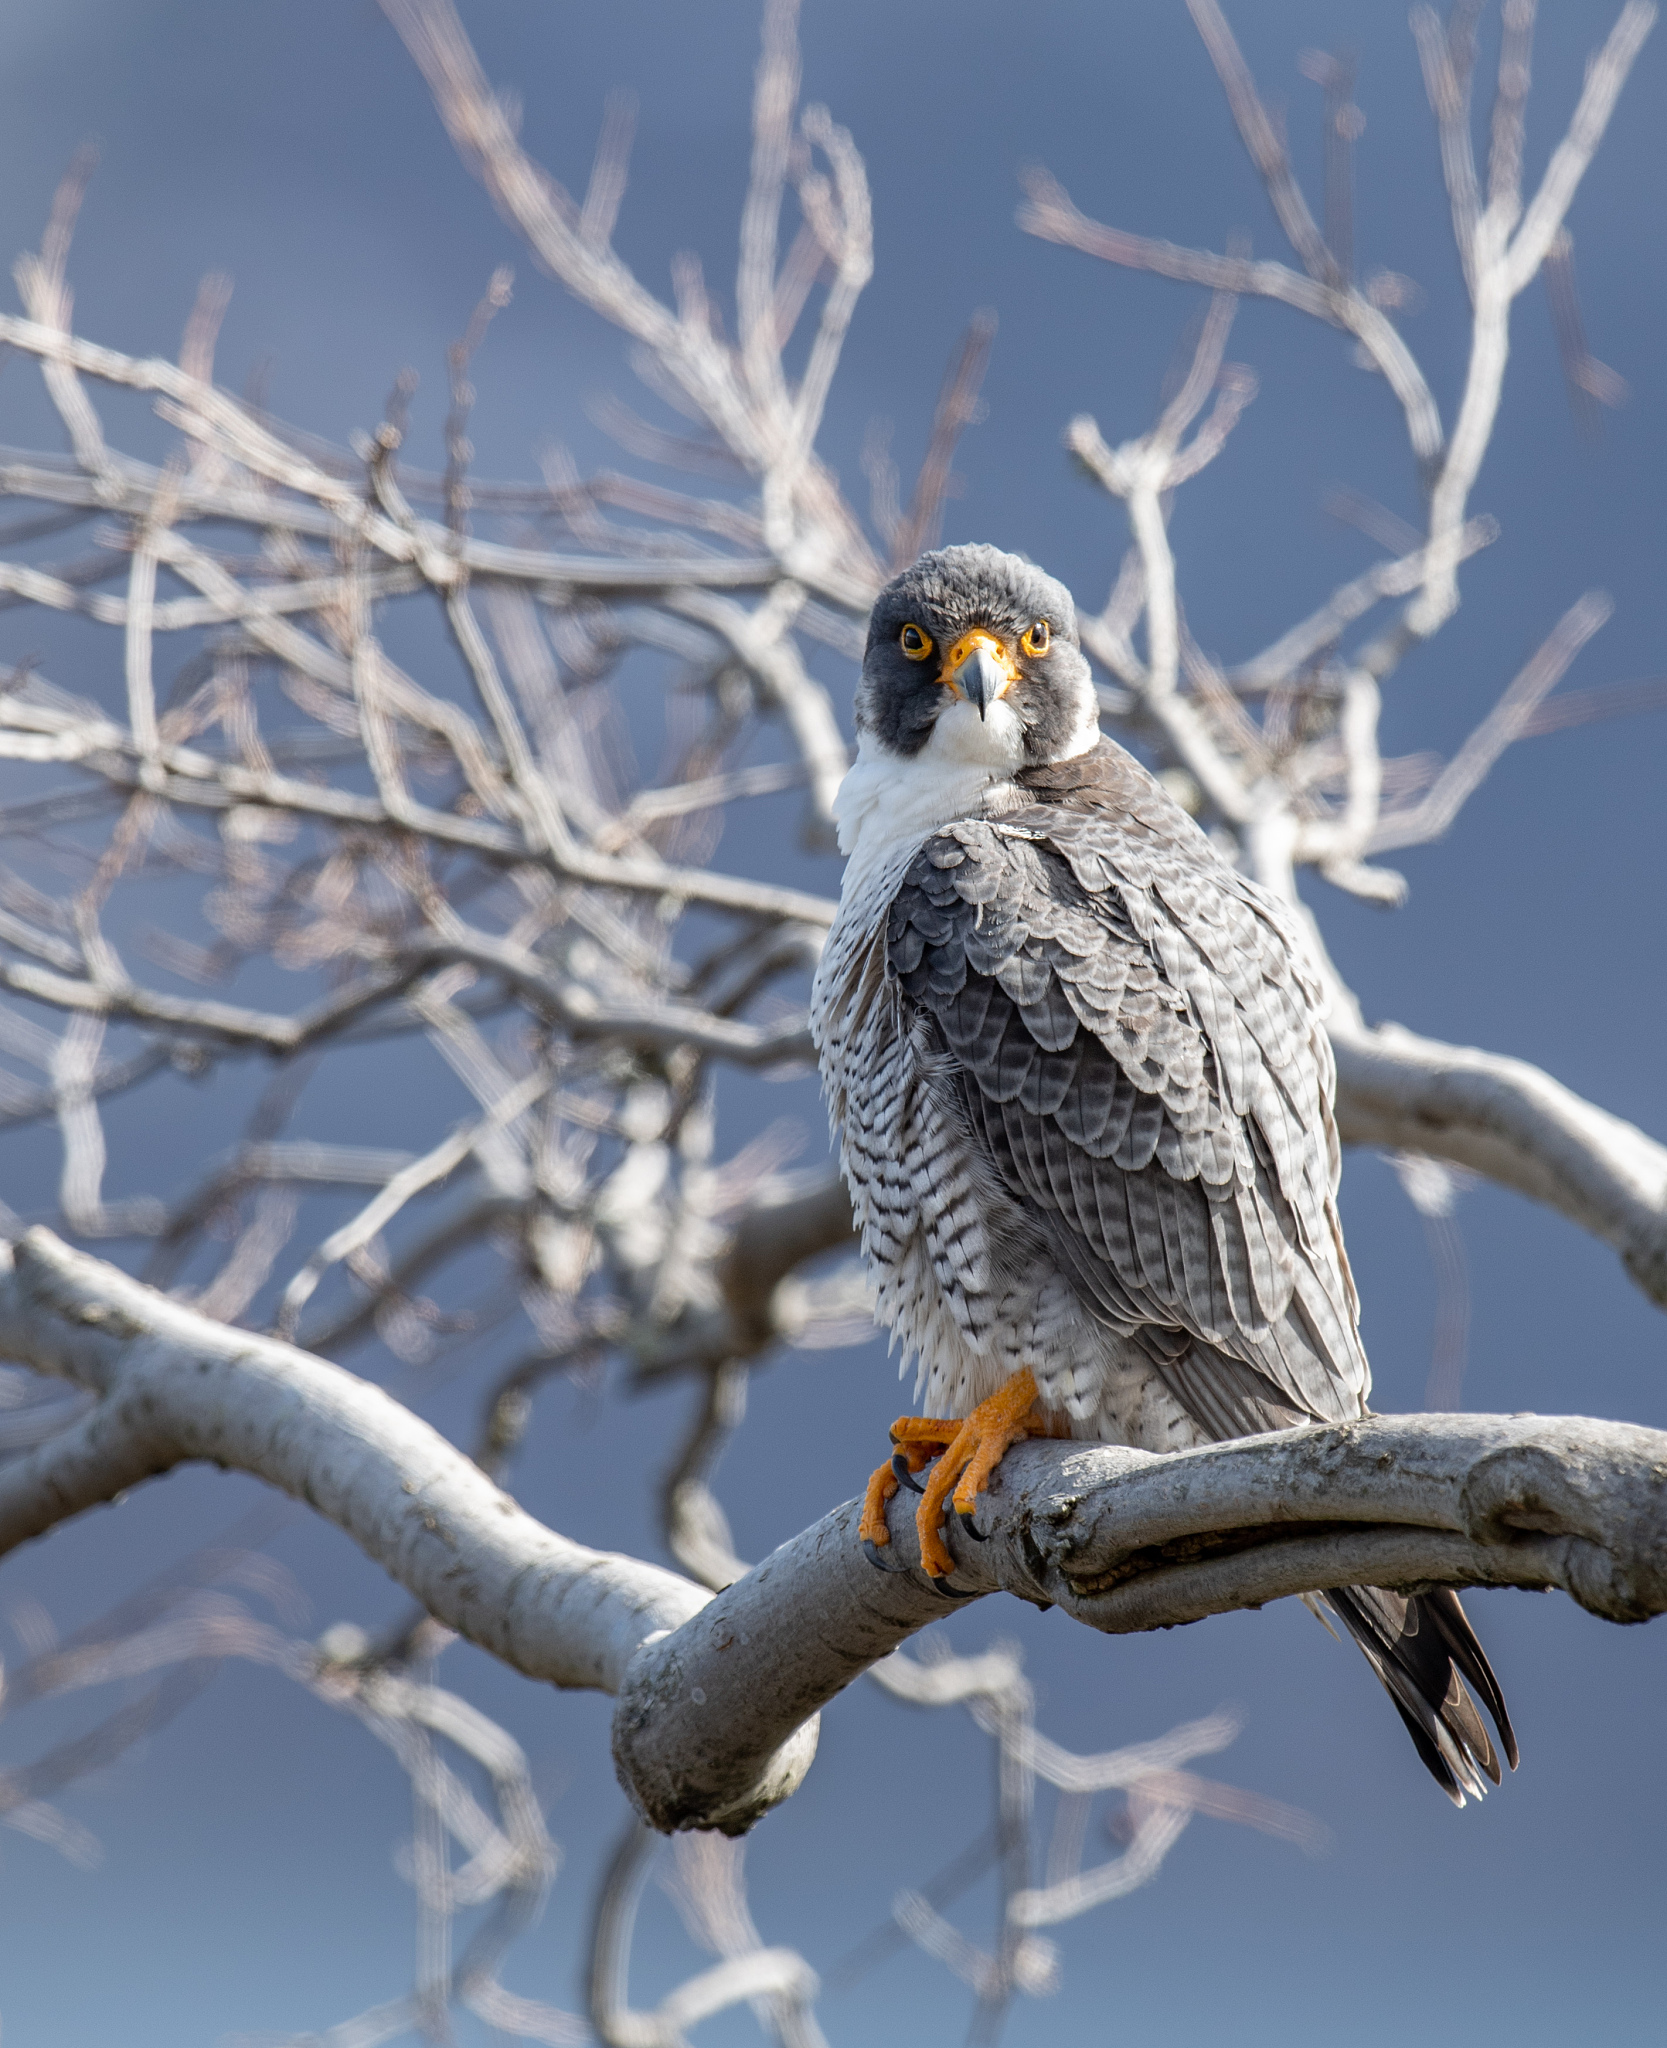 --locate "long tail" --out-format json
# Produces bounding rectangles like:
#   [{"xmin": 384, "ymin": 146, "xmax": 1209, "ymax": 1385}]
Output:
[{"xmin": 1318, "ymin": 1585, "xmax": 1519, "ymax": 1805}]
